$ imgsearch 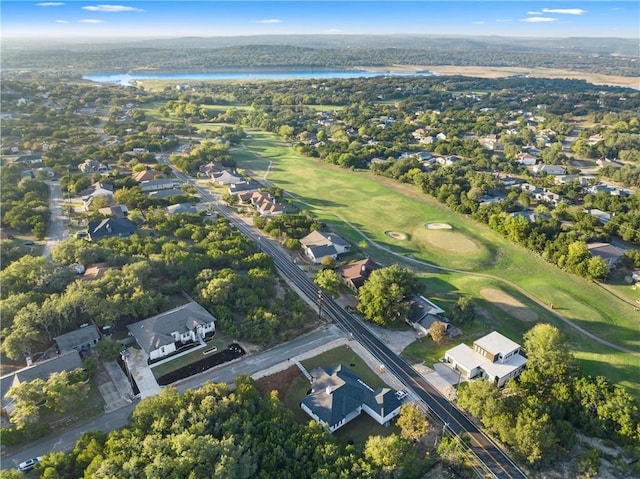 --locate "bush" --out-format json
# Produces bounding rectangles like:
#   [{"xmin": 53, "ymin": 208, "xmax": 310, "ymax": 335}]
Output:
[
  {"xmin": 576, "ymin": 449, "xmax": 601, "ymax": 478},
  {"xmin": 0, "ymin": 422, "xmax": 51, "ymax": 446}
]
